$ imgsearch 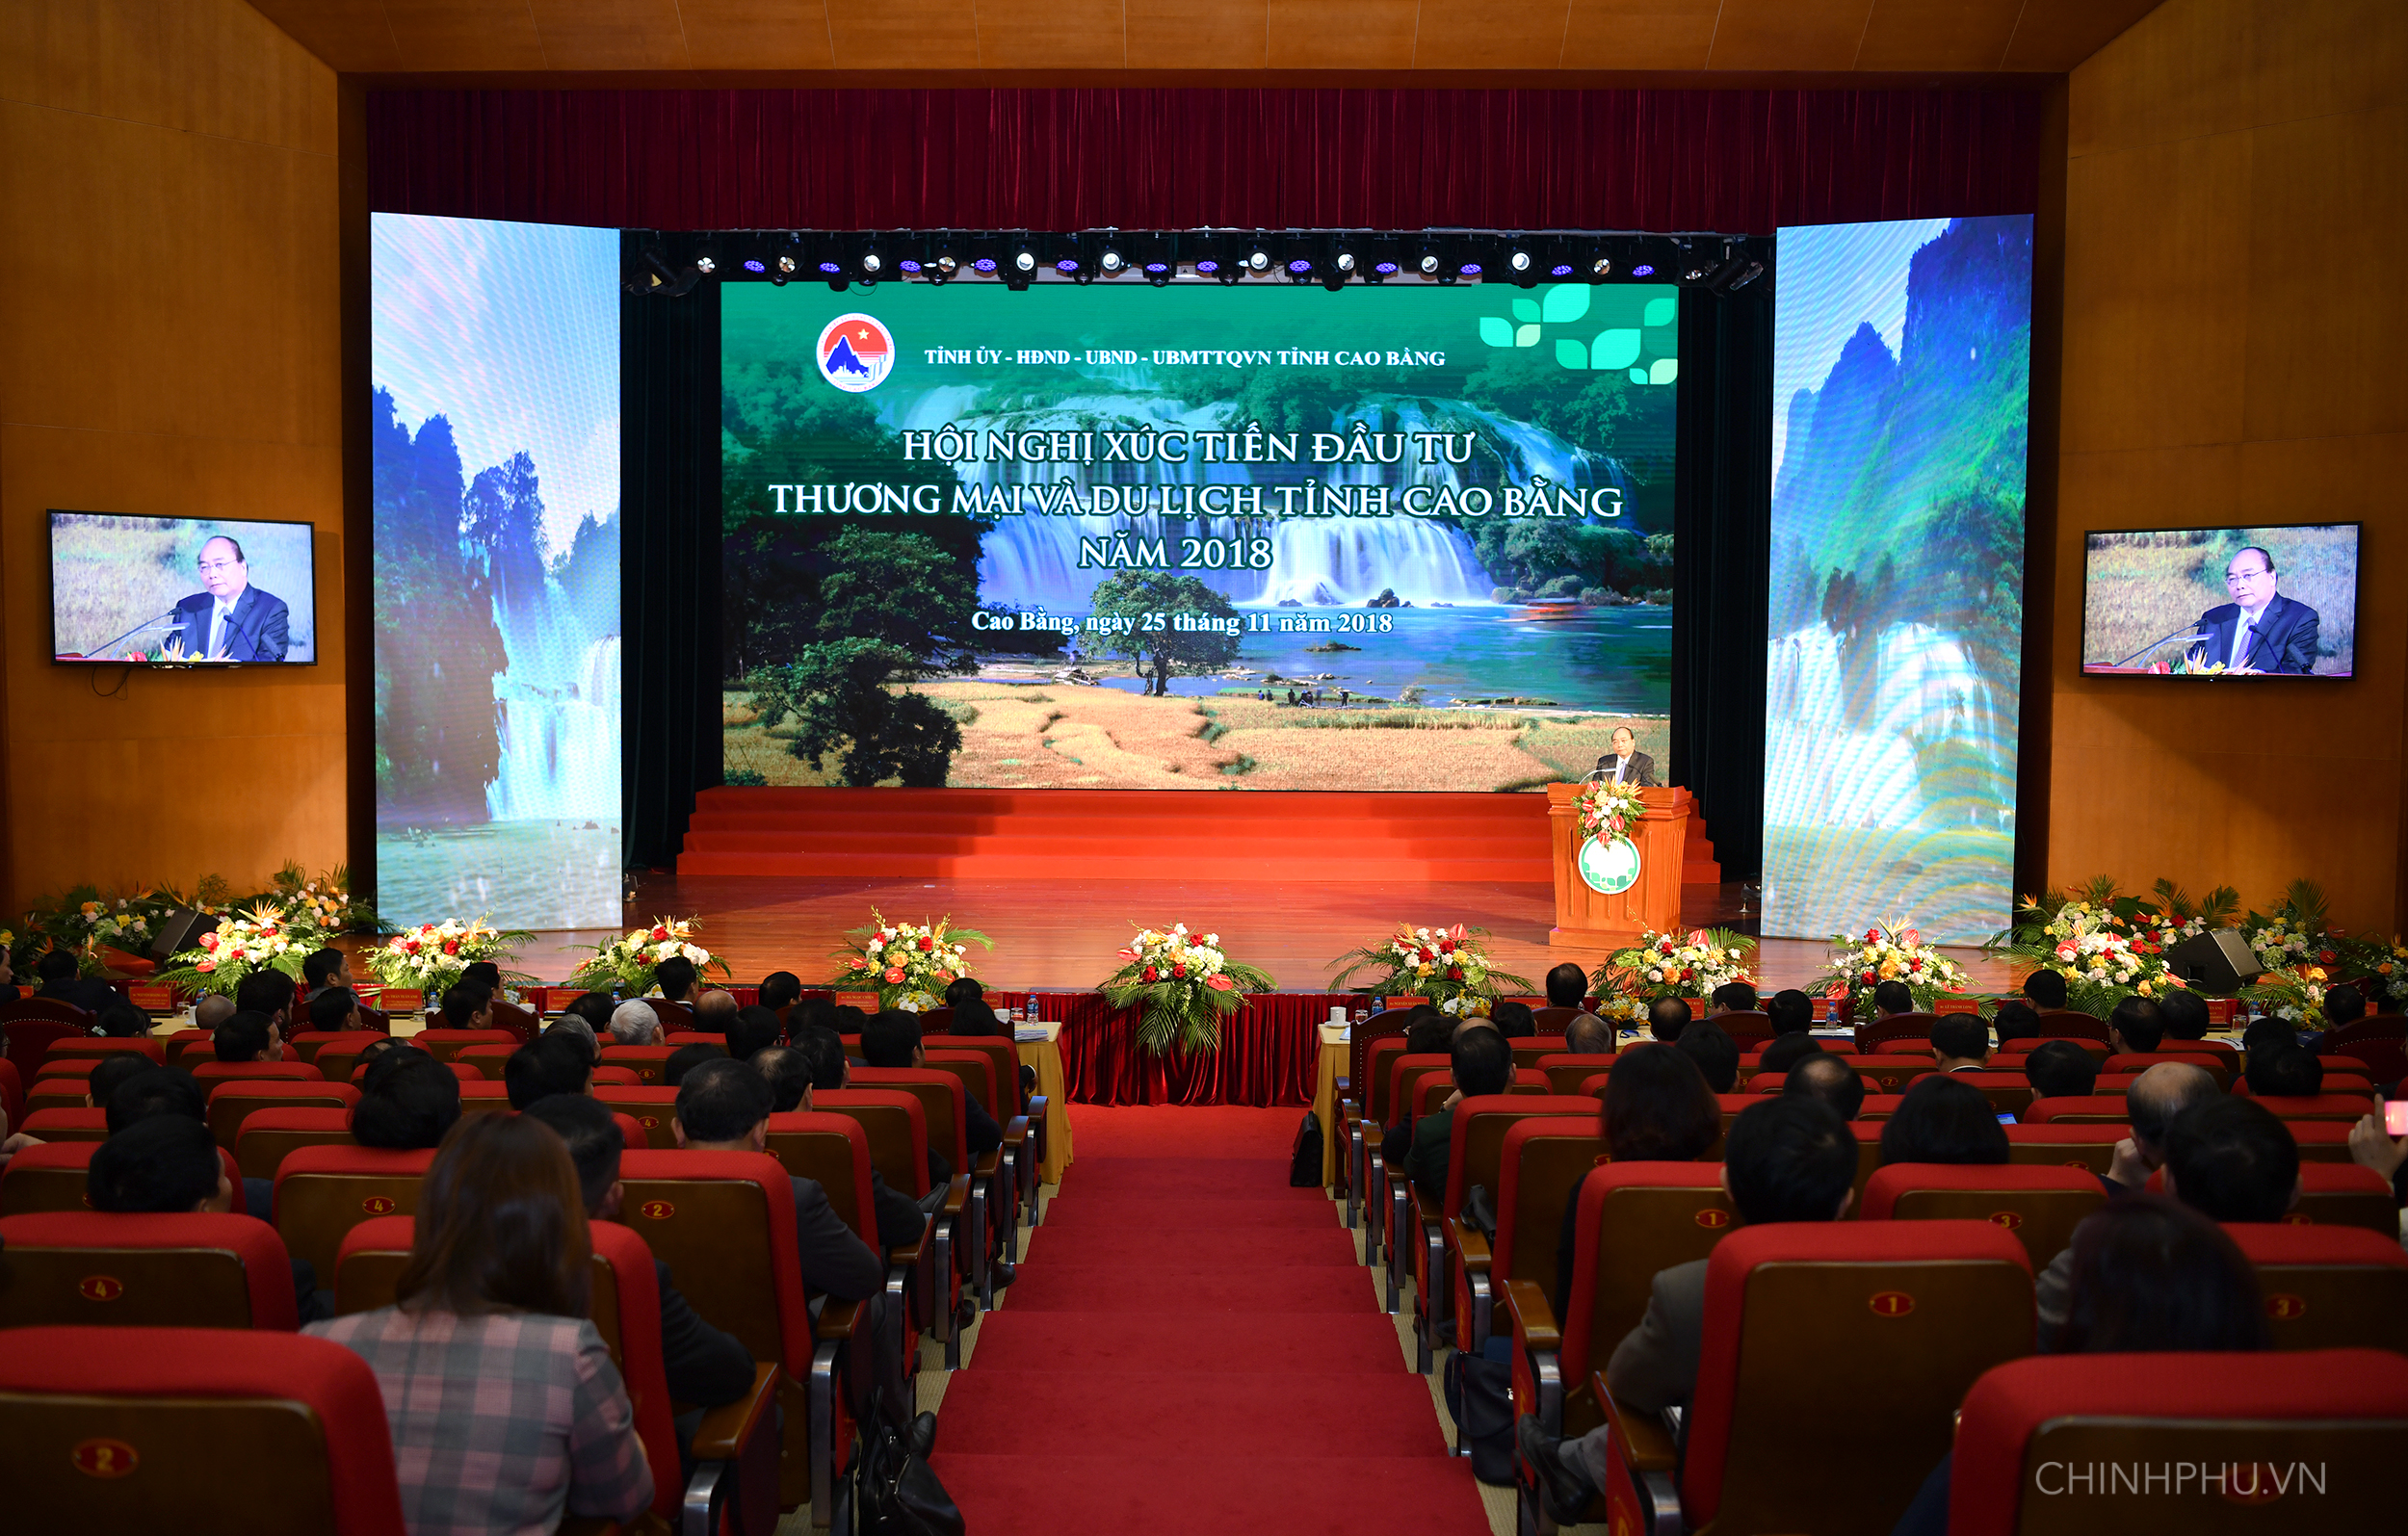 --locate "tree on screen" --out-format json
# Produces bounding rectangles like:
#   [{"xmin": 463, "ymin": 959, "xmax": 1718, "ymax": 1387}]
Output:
[{"xmin": 1086, "ymin": 572, "xmax": 1240, "ymax": 694}]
